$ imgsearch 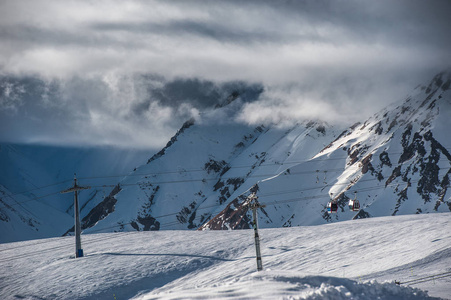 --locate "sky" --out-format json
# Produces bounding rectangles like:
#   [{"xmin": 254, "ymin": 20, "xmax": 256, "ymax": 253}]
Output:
[{"xmin": 1, "ymin": 0, "xmax": 450, "ymax": 149}]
